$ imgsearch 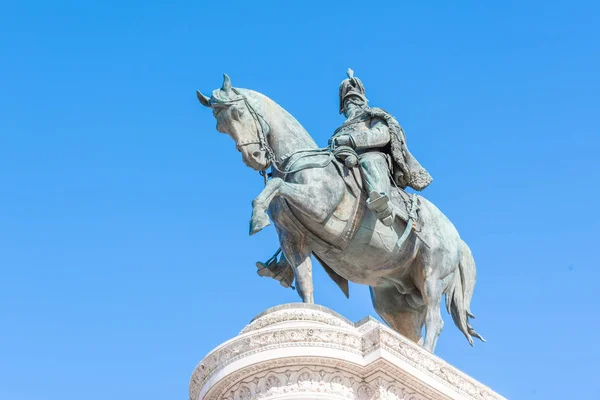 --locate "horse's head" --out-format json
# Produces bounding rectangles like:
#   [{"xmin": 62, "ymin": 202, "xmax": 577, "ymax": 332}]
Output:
[{"xmin": 197, "ymin": 74, "xmax": 270, "ymax": 171}]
